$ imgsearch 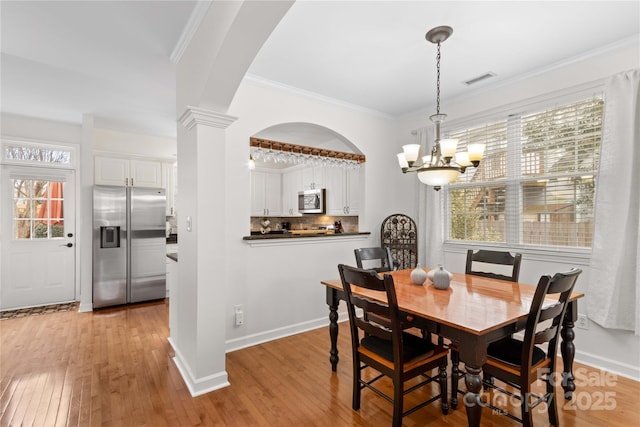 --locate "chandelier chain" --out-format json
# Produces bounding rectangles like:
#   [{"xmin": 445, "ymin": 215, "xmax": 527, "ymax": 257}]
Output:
[{"xmin": 436, "ymin": 41, "xmax": 441, "ymax": 115}]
